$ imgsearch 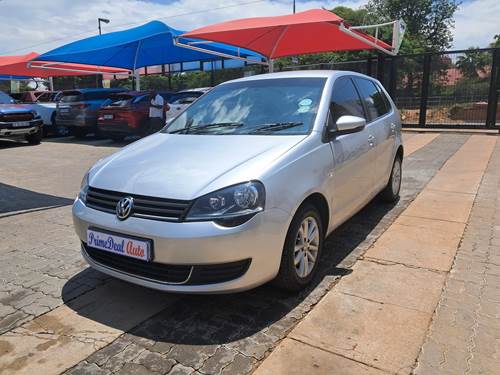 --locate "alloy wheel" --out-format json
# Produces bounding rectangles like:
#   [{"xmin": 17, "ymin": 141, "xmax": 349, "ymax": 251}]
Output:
[{"xmin": 294, "ymin": 216, "xmax": 320, "ymax": 278}]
